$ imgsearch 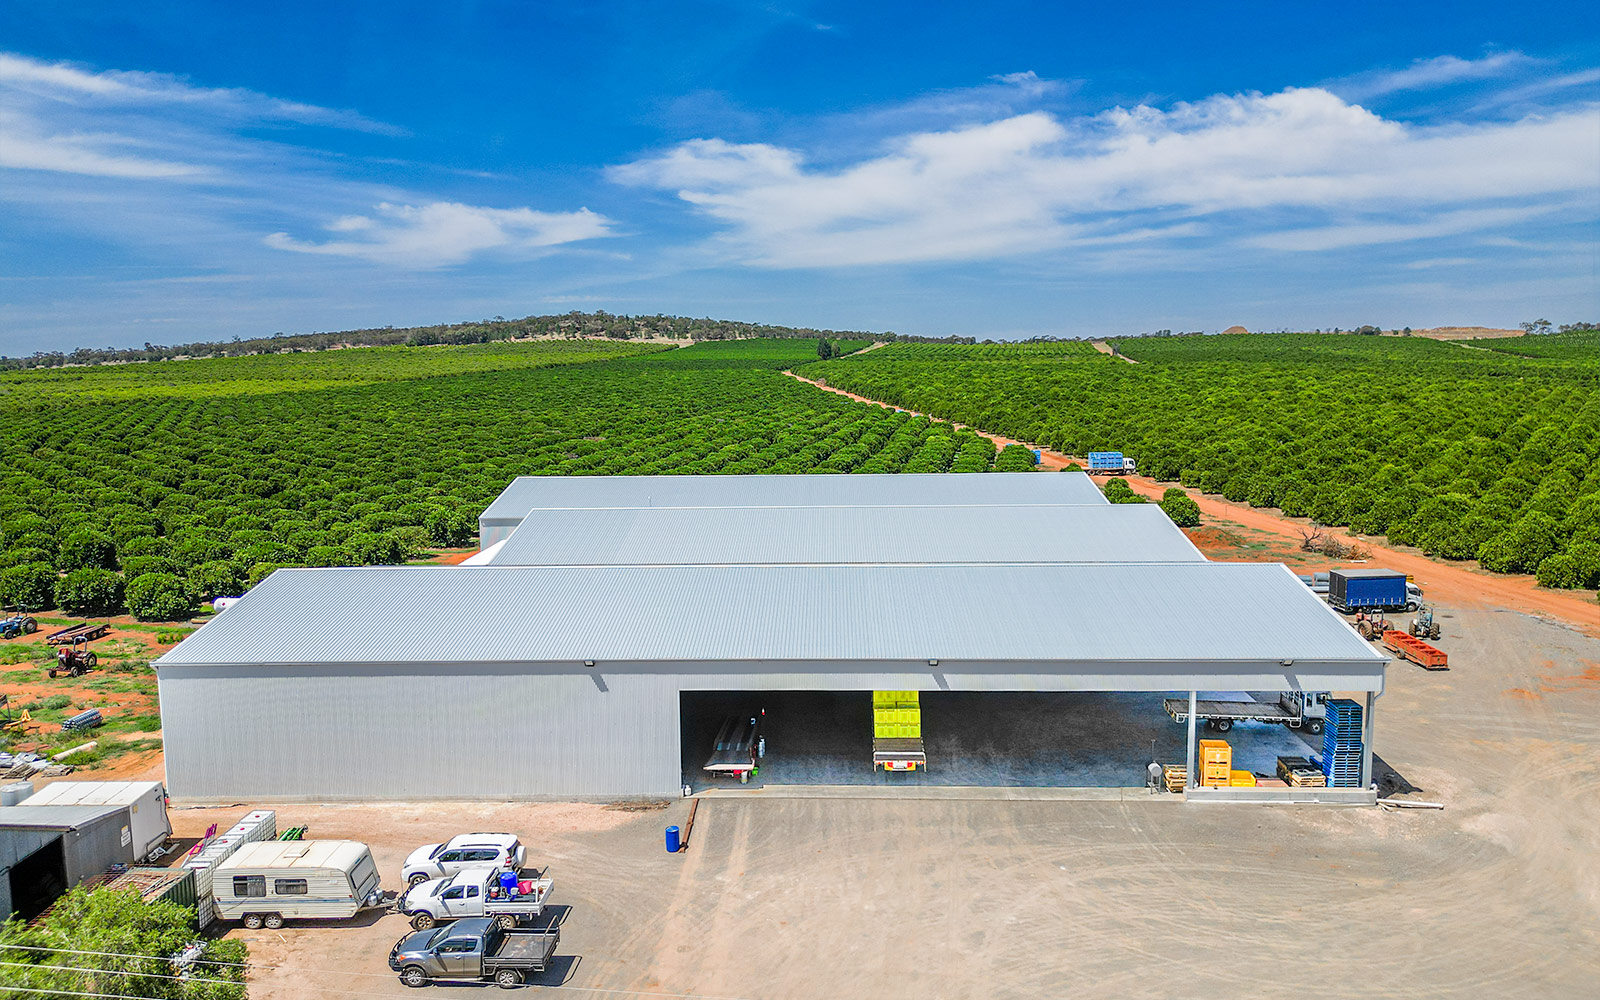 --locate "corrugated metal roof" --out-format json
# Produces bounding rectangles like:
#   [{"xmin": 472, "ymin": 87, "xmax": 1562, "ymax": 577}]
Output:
[
  {"xmin": 488, "ymin": 504, "xmax": 1203, "ymax": 566},
  {"xmin": 0, "ymin": 803, "xmax": 127, "ymax": 830},
  {"xmin": 479, "ymin": 472, "xmax": 1108, "ymax": 523},
  {"xmin": 158, "ymin": 563, "xmax": 1384, "ymax": 669}
]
